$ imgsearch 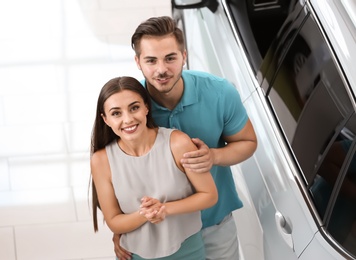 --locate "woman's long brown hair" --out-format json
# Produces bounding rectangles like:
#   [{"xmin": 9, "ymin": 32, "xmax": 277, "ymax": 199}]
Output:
[{"xmin": 90, "ymin": 76, "xmax": 156, "ymax": 231}]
